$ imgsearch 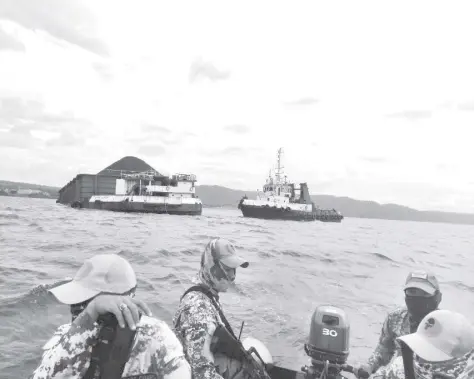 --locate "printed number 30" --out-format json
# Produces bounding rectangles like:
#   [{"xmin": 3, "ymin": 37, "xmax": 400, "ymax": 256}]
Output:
[{"xmin": 322, "ymin": 328, "xmax": 338, "ymax": 337}]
